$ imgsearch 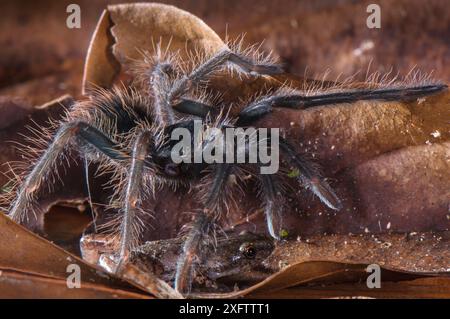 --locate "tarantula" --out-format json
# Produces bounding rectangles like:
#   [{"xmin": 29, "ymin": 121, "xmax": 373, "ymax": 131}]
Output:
[{"xmin": 2, "ymin": 42, "xmax": 446, "ymax": 294}]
